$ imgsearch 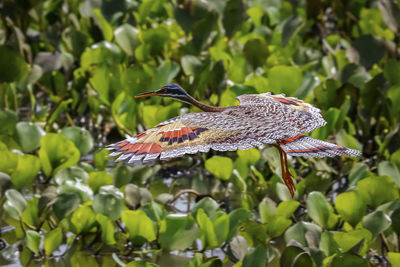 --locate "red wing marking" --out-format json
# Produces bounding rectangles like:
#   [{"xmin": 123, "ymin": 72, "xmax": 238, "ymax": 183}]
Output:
[
  {"xmin": 126, "ymin": 143, "xmax": 142, "ymax": 153},
  {"xmin": 116, "ymin": 141, "xmax": 129, "ymax": 147},
  {"xmin": 285, "ymin": 146, "xmax": 330, "ymax": 153},
  {"xmin": 136, "ymin": 143, "xmax": 163, "ymax": 154},
  {"xmin": 158, "ymin": 127, "xmax": 208, "ymax": 145},
  {"xmin": 279, "ymin": 134, "xmax": 305, "ymax": 146},
  {"xmin": 271, "ymin": 96, "xmax": 300, "ymax": 106}
]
